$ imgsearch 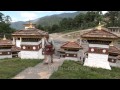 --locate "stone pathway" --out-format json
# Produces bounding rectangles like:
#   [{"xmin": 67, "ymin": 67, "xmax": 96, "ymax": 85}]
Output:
[{"xmin": 12, "ymin": 58, "xmax": 64, "ymax": 79}]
